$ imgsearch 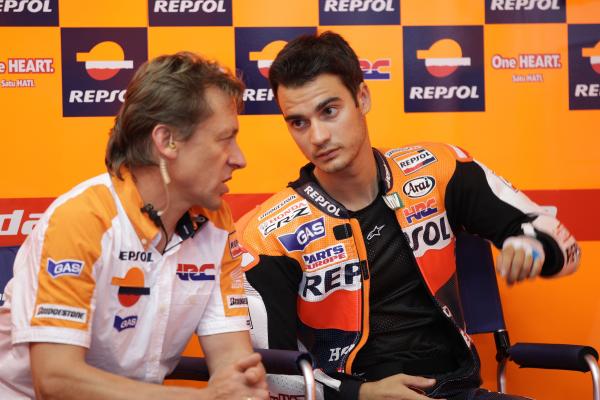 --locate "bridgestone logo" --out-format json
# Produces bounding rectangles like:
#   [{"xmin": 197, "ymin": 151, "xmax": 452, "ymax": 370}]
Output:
[
  {"xmin": 35, "ymin": 304, "xmax": 87, "ymax": 323},
  {"xmin": 227, "ymin": 295, "xmax": 248, "ymax": 309}
]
